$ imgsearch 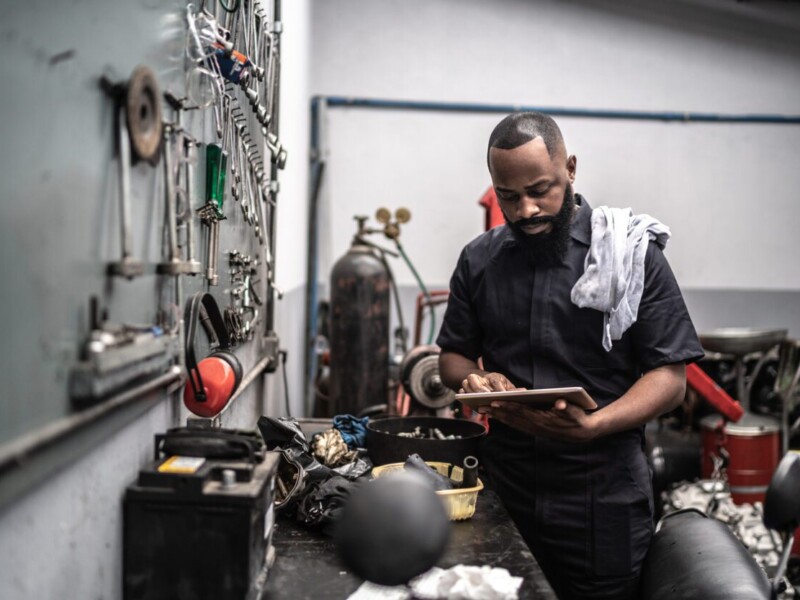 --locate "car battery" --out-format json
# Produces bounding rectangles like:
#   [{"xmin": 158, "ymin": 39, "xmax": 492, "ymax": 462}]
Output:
[{"xmin": 123, "ymin": 427, "xmax": 280, "ymax": 600}]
